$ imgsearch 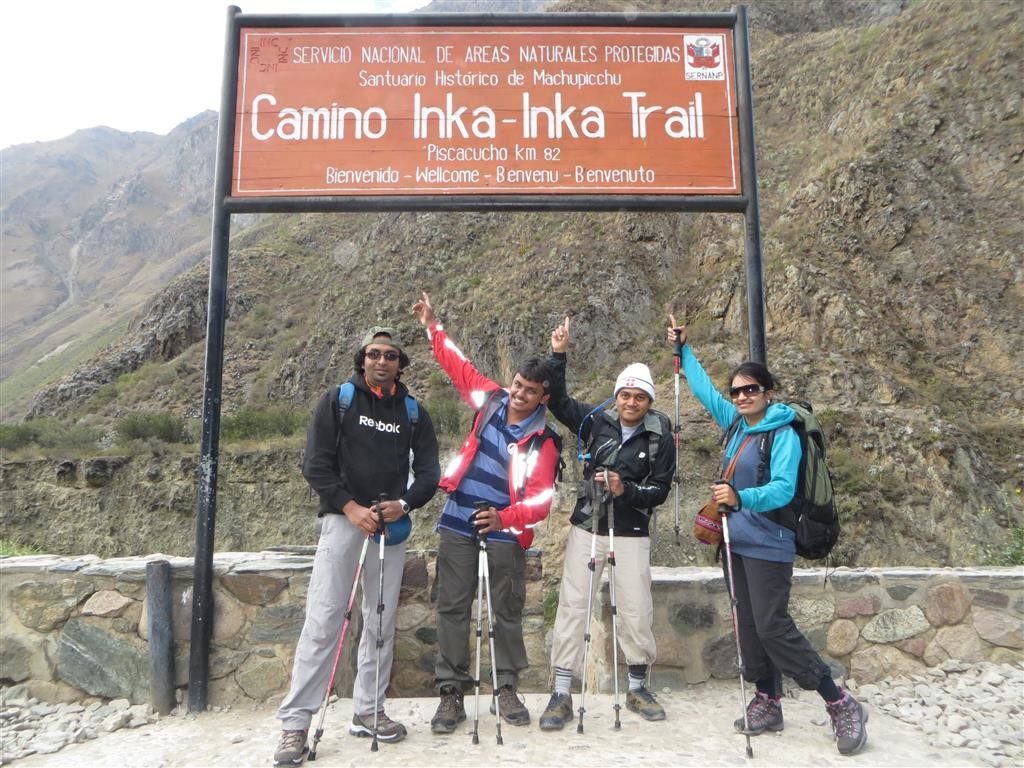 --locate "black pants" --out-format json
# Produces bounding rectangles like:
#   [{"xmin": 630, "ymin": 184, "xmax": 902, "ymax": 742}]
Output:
[
  {"xmin": 434, "ymin": 529, "xmax": 528, "ymax": 691},
  {"xmin": 723, "ymin": 552, "xmax": 830, "ymax": 690}
]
